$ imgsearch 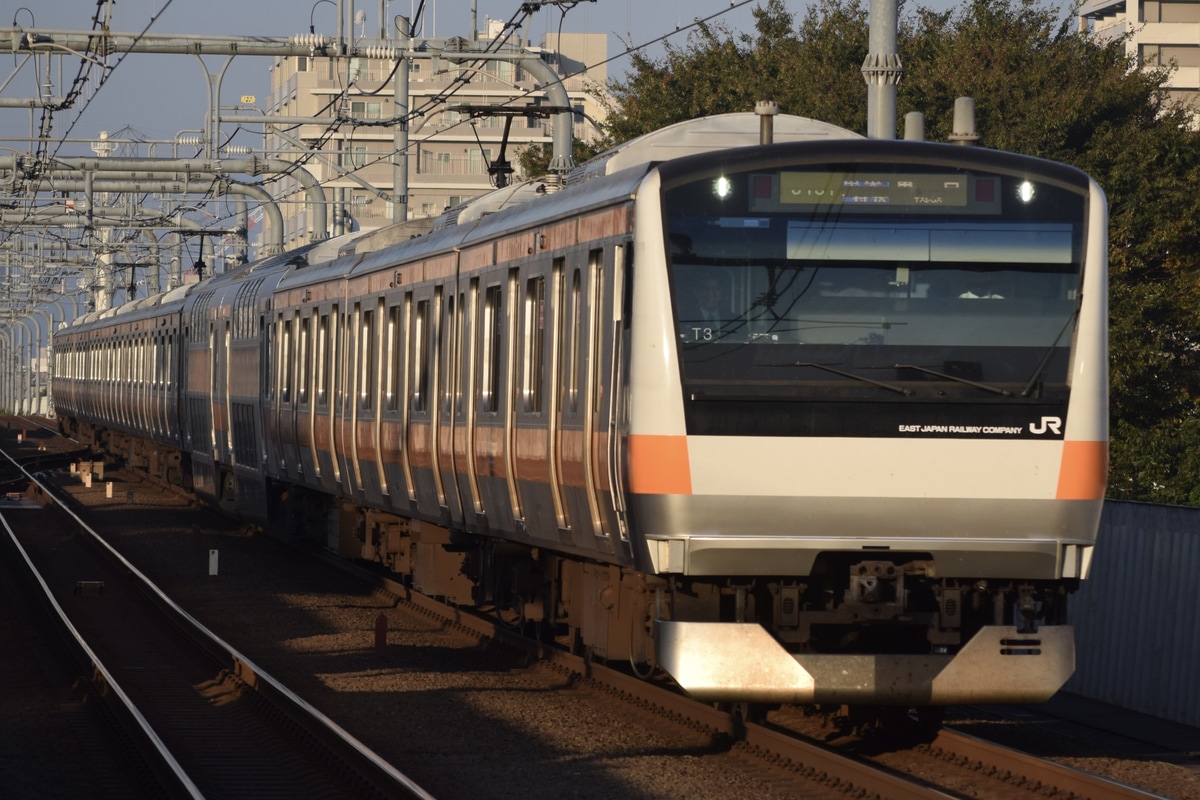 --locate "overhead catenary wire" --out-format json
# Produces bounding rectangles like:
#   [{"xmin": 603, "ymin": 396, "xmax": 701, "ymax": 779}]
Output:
[{"xmin": 1, "ymin": 0, "xmax": 758, "ymax": 305}]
